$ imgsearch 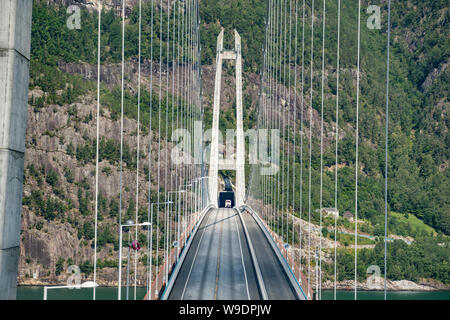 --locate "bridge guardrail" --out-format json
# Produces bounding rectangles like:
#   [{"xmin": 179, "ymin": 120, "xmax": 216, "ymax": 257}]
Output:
[
  {"xmin": 240, "ymin": 205, "xmax": 311, "ymax": 300},
  {"xmin": 158, "ymin": 203, "xmax": 216, "ymax": 300}
]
